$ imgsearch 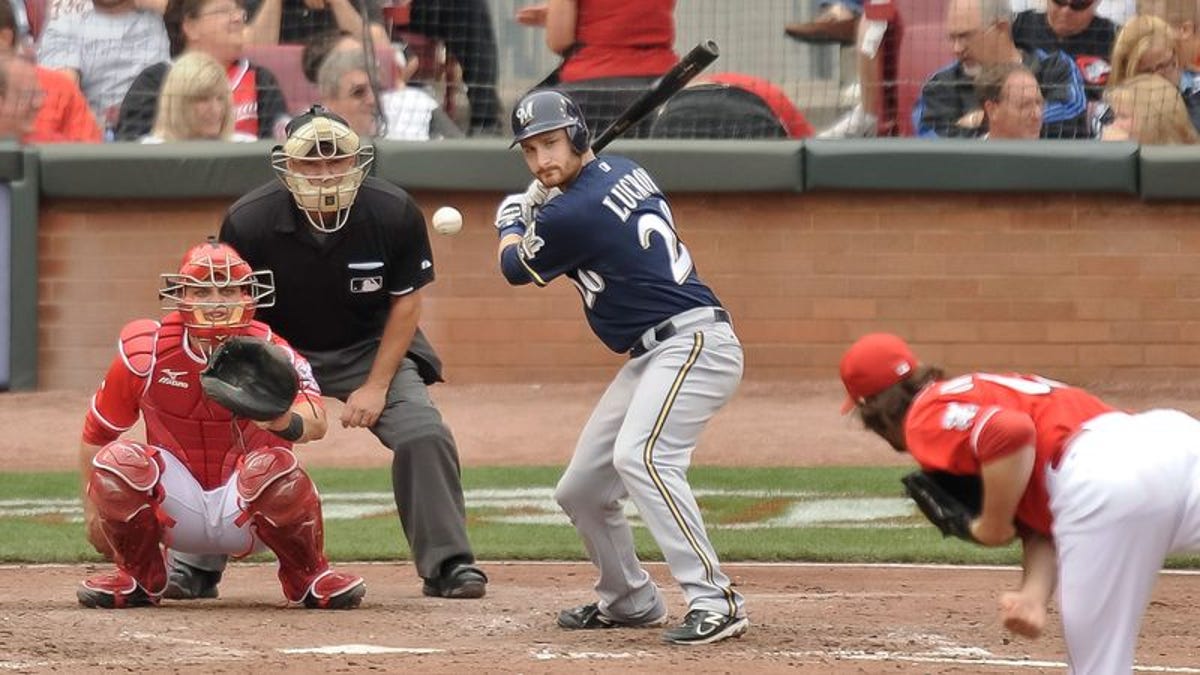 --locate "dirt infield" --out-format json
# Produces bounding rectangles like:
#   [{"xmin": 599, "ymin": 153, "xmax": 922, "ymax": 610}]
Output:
[
  {"xmin": 4, "ymin": 562, "xmax": 1199, "ymax": 673},
  {"xmin": 4, "ymin": 379, "xmax": 1200, "ymax": 672}
]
